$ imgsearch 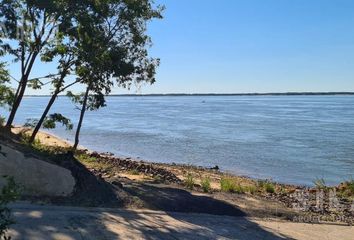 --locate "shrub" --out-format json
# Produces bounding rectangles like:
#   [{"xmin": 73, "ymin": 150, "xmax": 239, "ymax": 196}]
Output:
[
  {"xmin": 0, "ymin": 176, "xmax": 20, "ymax": 240},
  {"xmin": 185, "ymin": 173, "xmax": 195, "ymax": 190},
  {"xmin": 264, "ymin": 182, "xmax": 275, "ymax": 193},
  {"xmin": 220, "ymin": 177, "xmax": 244, "ymax": 193},
  {"xmin": 340, "ymin": 179, "xmax": 354, "ymax": 197},
  {"xmin": 258, "ymin": 180, "xmax": 275, "ymax": 193},
  {"xmin": 220, "ymin": 177, "xmax": 234, "ymax": 192},
  {"xmin": 244, "ymin": 185, "xmax": 257, "ymax": 194},
  {"xmin": 201, "ymin": 176, "xmax": 211, "ymax": 193}
]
